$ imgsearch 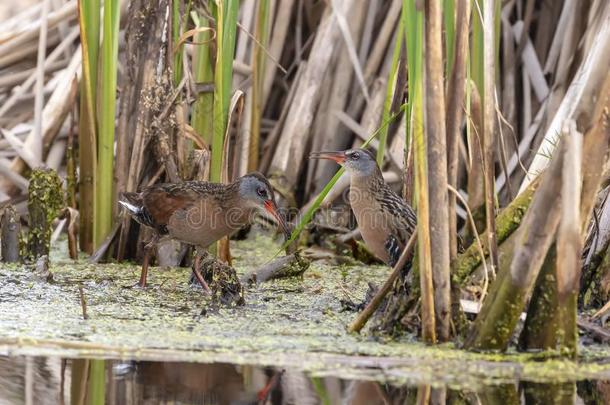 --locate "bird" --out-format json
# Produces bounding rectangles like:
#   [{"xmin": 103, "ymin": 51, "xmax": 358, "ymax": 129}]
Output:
[
  {"xmin": 309, "ymin": 148, "xmax": 416, "ymax": 268},
  {"xmin": 119, "ymin": 172, "xmax": 289, "ymax": 288}
]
